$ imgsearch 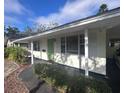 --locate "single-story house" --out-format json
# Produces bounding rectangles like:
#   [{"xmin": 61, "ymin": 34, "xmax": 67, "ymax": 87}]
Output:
[{"xmin": 12, "ymin": 7, "xmax": 120, "ymax": 76}]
